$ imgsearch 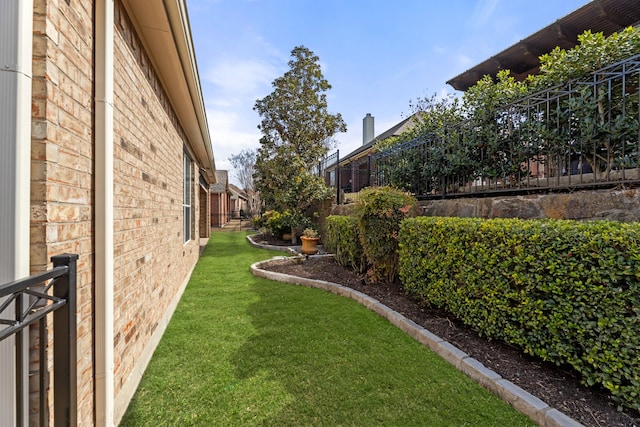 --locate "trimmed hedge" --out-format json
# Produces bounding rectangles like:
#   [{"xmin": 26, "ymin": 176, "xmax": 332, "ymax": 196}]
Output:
[
  {"xmin": 399, "ymin": 216, "xmax": 640, "ymax": 410},
  {"xmin": 325, "ymin": 215, "xmax": 366, "ymax": 273}
]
